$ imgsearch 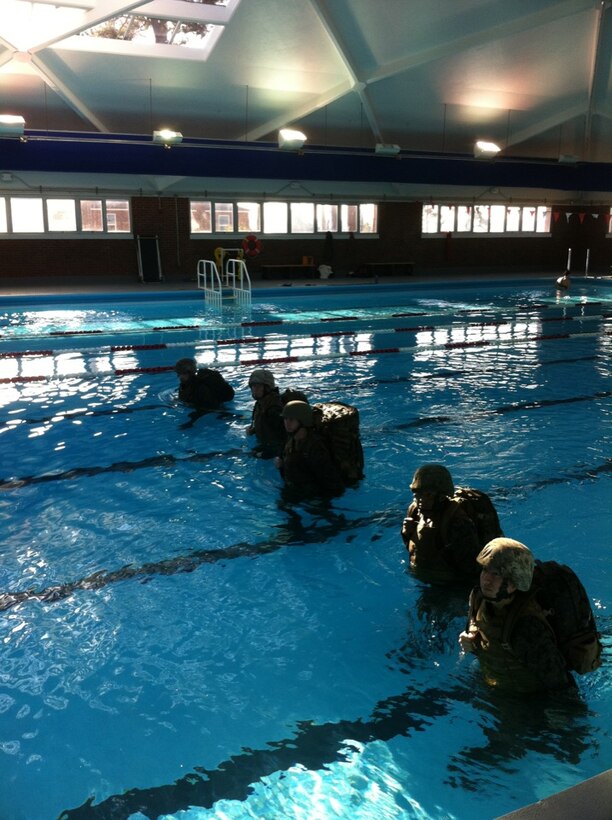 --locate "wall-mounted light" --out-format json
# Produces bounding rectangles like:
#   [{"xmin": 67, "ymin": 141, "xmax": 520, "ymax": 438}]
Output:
[
  {"xmin": 474, "ymin": 140, "xmax": 501, "ymax": 159},
  {"xmin": 153, "ymin": 129, "xmax": 183, "ymax": 147},
  {"xmin": 375, "ymin": 143, "xmax": 400, "ymax": 156},
  {"xmin": 0, "ymin": 114, "xmax": 25, "ymax": 136},
  {"xmin": 278, "ymin": 128, "xmax": 307, "ymax": 151}
]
